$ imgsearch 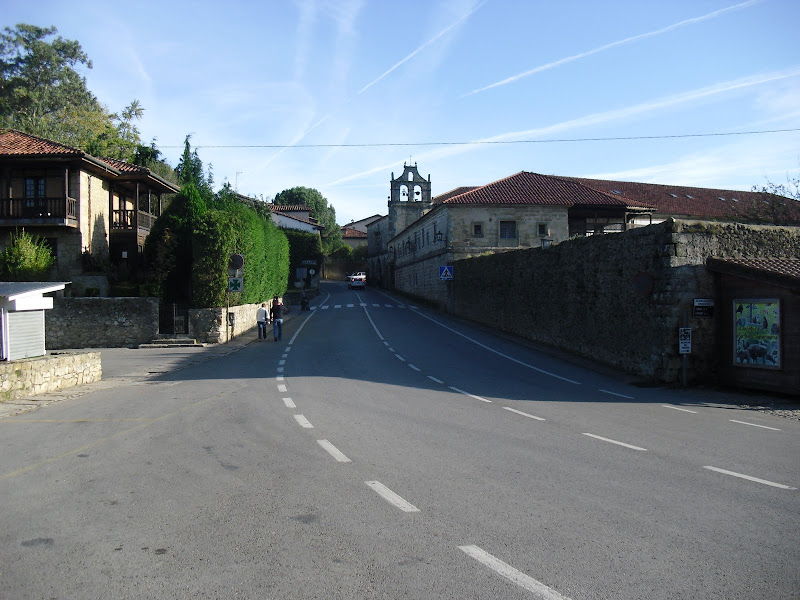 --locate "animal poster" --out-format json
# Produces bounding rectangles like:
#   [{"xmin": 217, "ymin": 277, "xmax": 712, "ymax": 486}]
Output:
[{"xmin": 733, "ymin": 299, "xmax": 780, "ymax": 369}]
